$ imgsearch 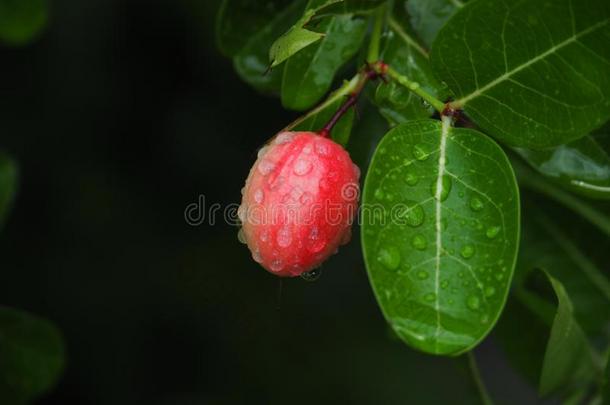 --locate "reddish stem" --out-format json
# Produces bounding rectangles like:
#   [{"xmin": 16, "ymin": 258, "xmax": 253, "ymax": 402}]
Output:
[{"xmin": 318, "ymin": 62, "xmax": 387, "ymax": 138}]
